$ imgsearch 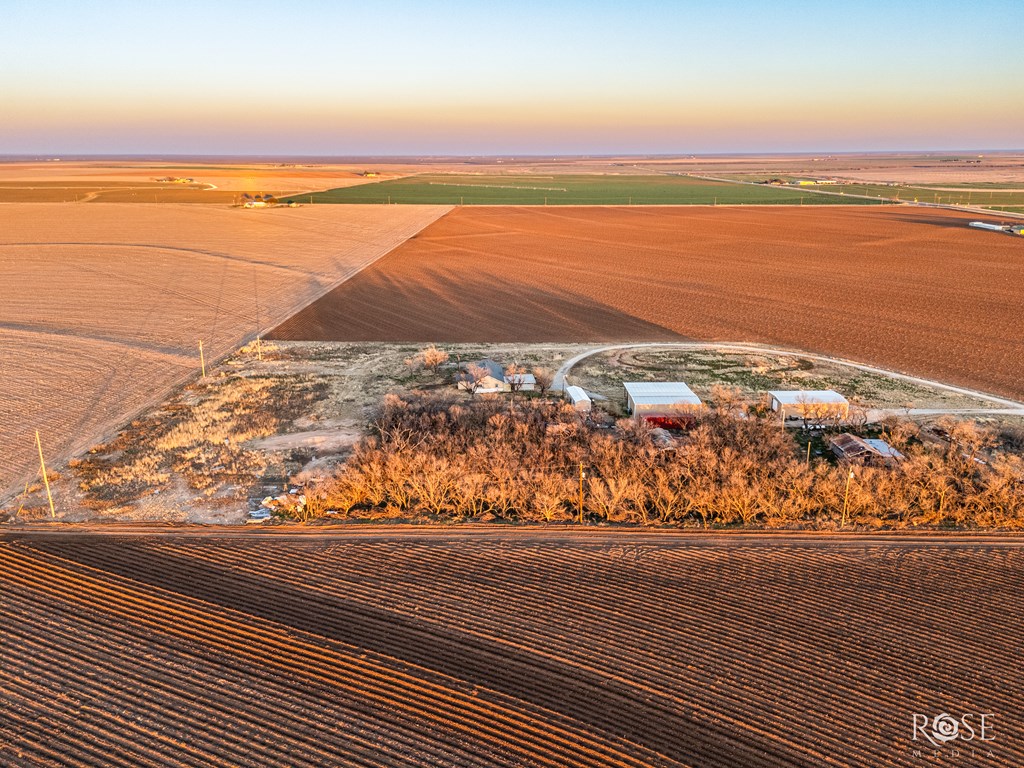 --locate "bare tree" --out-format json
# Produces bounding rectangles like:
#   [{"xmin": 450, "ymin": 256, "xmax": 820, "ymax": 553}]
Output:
[
  {"xmin": 846, "ymin": 397, "xmax": 869, "ymax": 430},
  {"xmin": 532, "ymin": 367, "xmax": 554, "ymax": 395},
  {"xmin": 420, "ymin": 345, "xmax": 449, "ymax": 372},
  {"xmin": 505, "ymin": 363, "xmax": 528, "ymax": 394},
  {"xmin": 793, "ymin": 394, "xmax": 844, "ymax": 430},
  {"xmin": 880, "ymin": 417, "xmax": 919, "ymax": 451},
  {"xmin": 308, "ymin": 392, "xmax": 1024, "ymax": 530},
  {"xmin": 709, "ymin": 384, "xmax": 744, "ymax": 416},
  {"xmin": 460, "ymin": 364, "xmax": 491, "ymax": 397}
]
